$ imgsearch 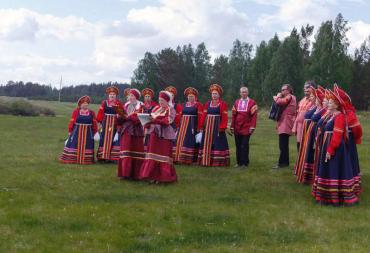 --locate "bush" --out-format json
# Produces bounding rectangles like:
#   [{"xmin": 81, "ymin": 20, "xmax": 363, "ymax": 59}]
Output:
[{"xmin": 0, "ymin": 98, "xmax": 55, "ymax": 117}]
